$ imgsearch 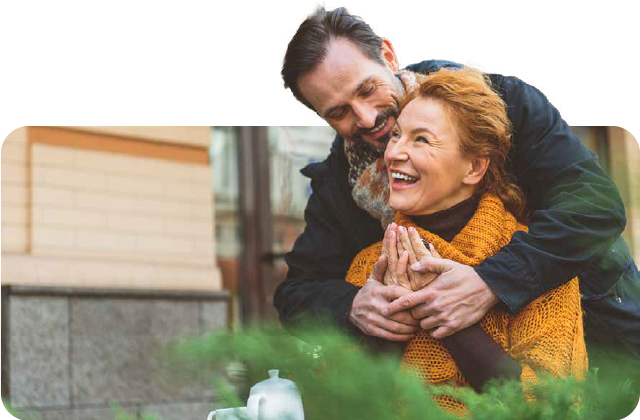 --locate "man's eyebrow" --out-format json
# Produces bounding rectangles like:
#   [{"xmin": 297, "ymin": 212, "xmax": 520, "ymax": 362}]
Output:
[
  {"xmin": 322, "ymin": 76, "xmax": 377, "ymax": 118},
  {"xmin": 354, "ymin": 76, "xmax": 376, "ymax": 95}
]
